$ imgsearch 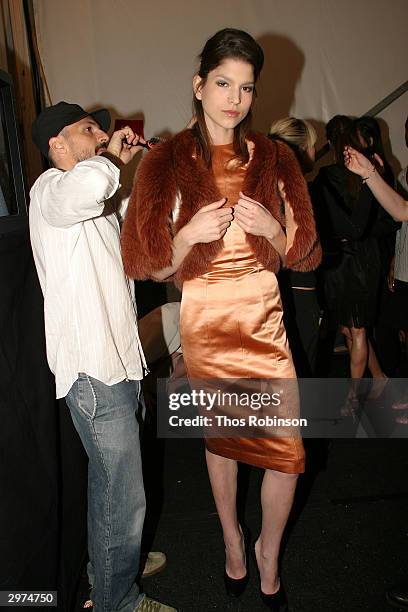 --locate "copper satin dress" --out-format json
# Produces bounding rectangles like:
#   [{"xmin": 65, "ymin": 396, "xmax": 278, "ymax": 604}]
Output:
[{"xmin": 180, "ymin": 143, "xmax": 305, "ymax": 473}]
